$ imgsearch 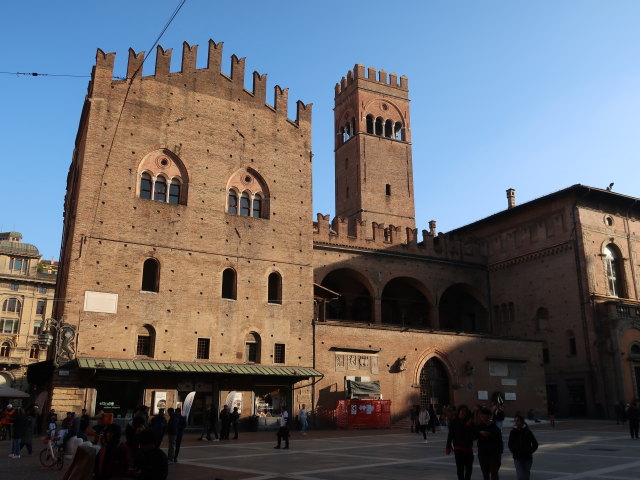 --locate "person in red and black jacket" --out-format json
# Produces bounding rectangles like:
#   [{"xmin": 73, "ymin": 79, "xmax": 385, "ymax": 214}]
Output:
[{"xmin": 446, "ymin": 404, "xmax": 475, "ymax": 480}]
